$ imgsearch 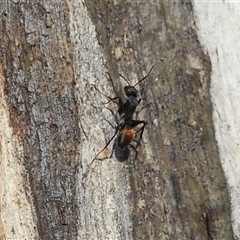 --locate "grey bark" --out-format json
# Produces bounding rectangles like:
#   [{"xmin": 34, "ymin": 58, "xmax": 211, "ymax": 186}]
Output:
[{"xmin": 0, "ymin": 0, "xmax": 234, "ymax": 239}]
